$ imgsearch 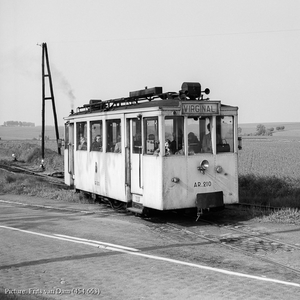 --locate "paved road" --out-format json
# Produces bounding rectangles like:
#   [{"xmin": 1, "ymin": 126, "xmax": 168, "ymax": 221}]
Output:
[{"xmin": 0, "ymin": 194, "xmax": 300, "ymax": 300}]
